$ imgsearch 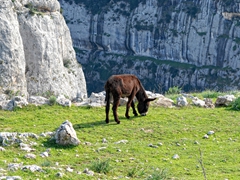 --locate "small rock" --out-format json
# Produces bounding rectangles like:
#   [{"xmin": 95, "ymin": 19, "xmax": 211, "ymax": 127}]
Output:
[
  {"xmin": 194, "ymin": 141, "xmax": 200, "ymax": 145},
  {"xmin": 207, "ymin": 131, "xmax": 215, "ymax": 135},
  {"xmin": 66, "ymin": 167, "xmax": 74, "ymax": 172},
  {"xmin": 83, "ymin": 168, "xmax": 94, "ymax": 176},
  {"xmin": 56, "ymin": 172, "xmax": 64, "ymax": 177},
  {"xmin": 84, "ymin": 142, "xmax": 92, "ymax": 146},
  {"xmin": 203, "ymin": 134, "xmax": 209, "ymax": 139},
  {"xmin": 148, "ymin": 144, "xmax": 158, "ymax": 148},
  {"xmin": 5, "ymin": 176, "xmax": 22, "ymax": 180},
  {"xmin": 24, "ymin": 153, "xmax": 36, "ymax": 159},
  {"xmin": 102, "ymin": 138, "xmax": 108, "ymax": 143},
  {"xmin": 97, "ymin": 147, "xmax": 107, "ymax": 152},
  {"xmin": 21, "ymin": 165, "xmax": 43, "ymax": 172},
  {"xmin": 40, "ymin": 151, "xmax": 49, "ymax": 158},
  {"xmin": 172, "ymin": 154, "xmax": 180, "ymax": 159},
  {"xmin": 0, "ymin": 147, "xmax": 5, "ymax": 151},
  {"xmin": 114, "ymin": 140, "xmax": 128, "ymax": 144},
  {"xmin": 8, "ymin": 163, "xmax": 23, "ymax": 171}
]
